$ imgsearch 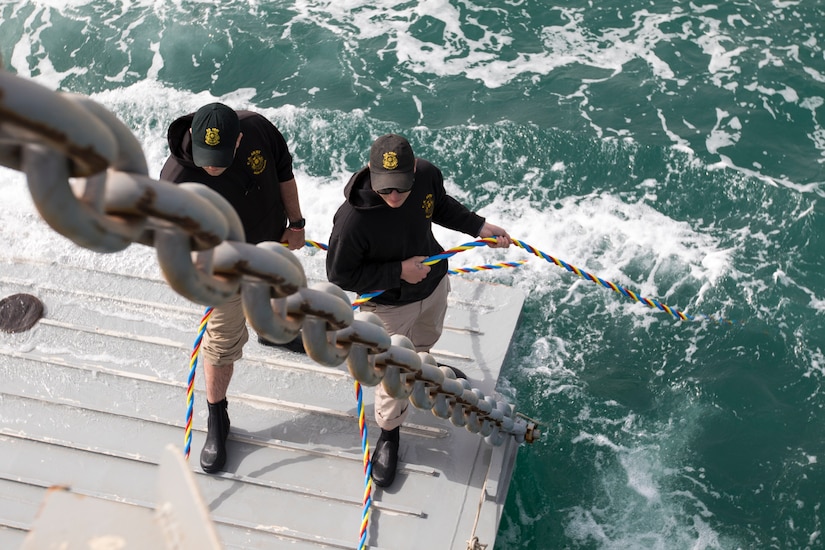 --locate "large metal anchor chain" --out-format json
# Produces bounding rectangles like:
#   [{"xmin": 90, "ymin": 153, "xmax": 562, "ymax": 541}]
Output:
[{"xmin": 0, "ymin": 69, "xmax": 540, "ymax": 446}]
